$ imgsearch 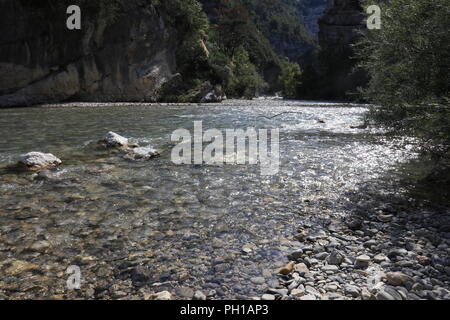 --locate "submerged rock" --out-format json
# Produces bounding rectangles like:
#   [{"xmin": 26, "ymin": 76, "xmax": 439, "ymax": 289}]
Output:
[
  {"xmin": 4, "ymin": 260, "xmax": 39, "ymax": 276},
  {"xmin": 100, "ymin": 132, "xmax": 159, "ymax": 161},
  {"xmin": 18, "ymin": 152, "xmax": 62, "ymax": 170},
  {"xmin": 125, "ymin": 147, "xmax": 160, "ymax": 160}
]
